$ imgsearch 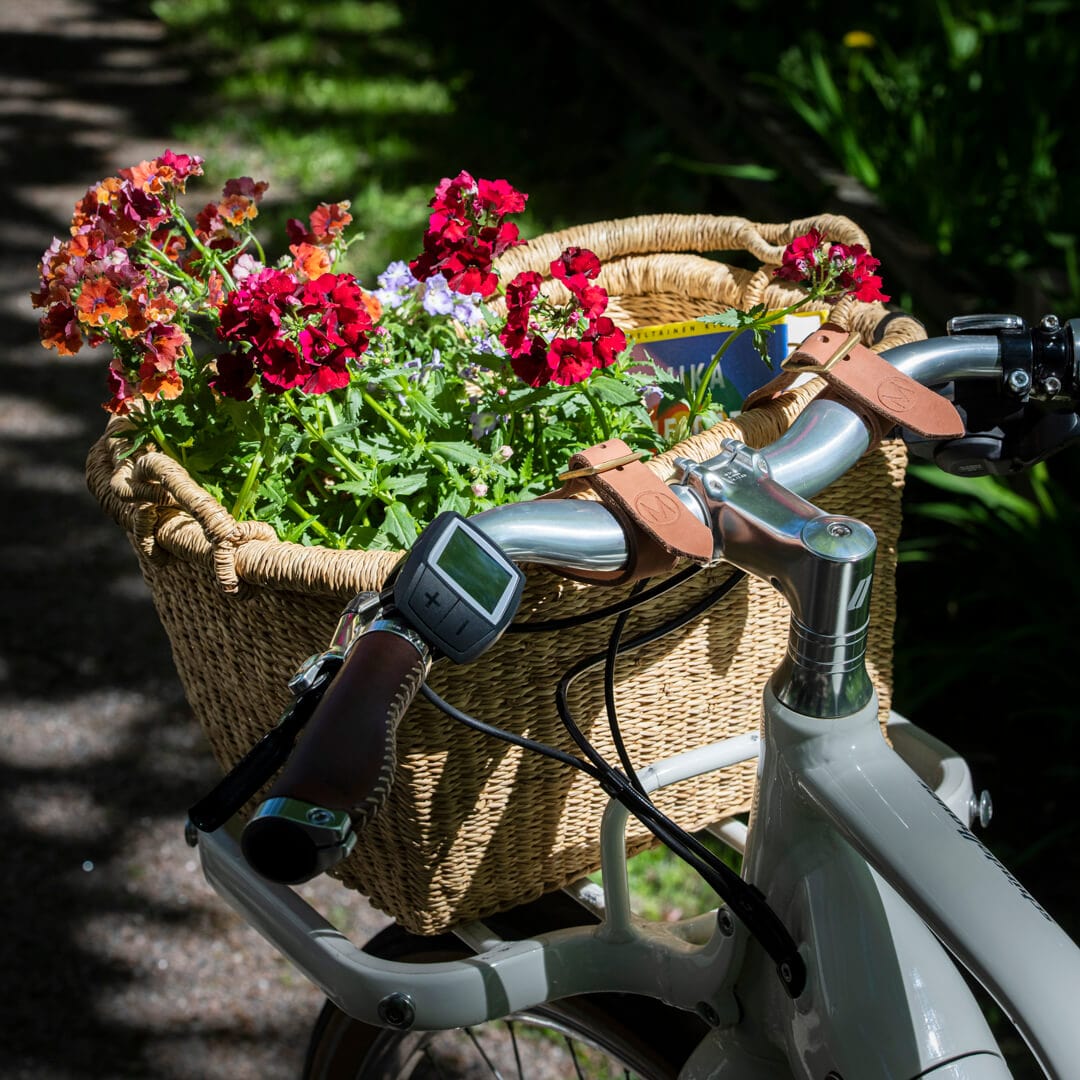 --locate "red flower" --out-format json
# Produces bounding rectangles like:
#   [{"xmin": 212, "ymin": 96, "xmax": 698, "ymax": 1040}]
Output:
[
  {"xmin": 550, "ymin": 246, "xmax": 601, "ymax": 284},
  {"xmin": 410, "ymin": 172, "xmax": 527, "ymax": 296},
  {"xmin": 586, "ymin": 316, "xmax": 626, "ymax": 367},
  {"xmin": 430, "ymin": 171, "xmax": 477, "ymax": 217},
  {"xmin": 258, "ymin": 339, "xmax": 308, "ymax": 392},
  {"xmin": 217, "ymin": 269, "xmax": 372, "ymax": 396},
  {"xmin": 774, "ymin": 230, "xmax": 890, "ymax": 303},
  {"xmin": 209, "ymin": 352, "xmax": 256, "ymax": 401},
  {"xmin": 510, "ymin": 335, "xmax": 554, "ymax": 387},
  {"xmin": 476, "ymin": 177, "xmax": 527, "ymax": 217},
  {"xmin": 829, "ymin": 243, "xmax": 890, "ymax": 303},
  {"xmin": 548, "ymin": 337, "xmax": 597, "ymax": 386},
  {"xmin": 38, "ymin": 303, "xmax": 82, "ymax": 355},
  {"xmin": 286, "ymin": 201, "xmax": 353, "ymax": 247}
]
